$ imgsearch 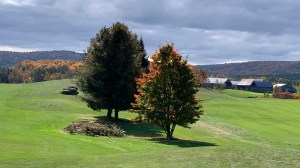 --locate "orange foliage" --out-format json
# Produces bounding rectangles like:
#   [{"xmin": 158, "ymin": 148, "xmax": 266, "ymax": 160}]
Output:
[
  {"xmin": 9, "ymin": 59, "xmax": 82, "ymax": 83},
  {"xmin": 188, "ymin": 65, "xmax": 208, "ymax": 87},
  {"xmin": 273, "ymin": 92, "xmax": 300, "ymax": 99}
]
